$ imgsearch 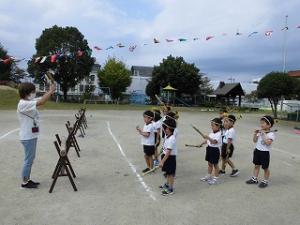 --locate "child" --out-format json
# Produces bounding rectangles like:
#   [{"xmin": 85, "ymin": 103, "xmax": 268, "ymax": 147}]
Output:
[
  {"xmin": 159, "ymin": 118, "xmax": 177, "ymax": 195},
  {"xmin": 152, "ymin": 110, "xmax": 162, "ymax": 167},
  {"xmin": 136, "ymin": 110, "xmax": 155, "ymax": 174},
  {"xmin": 246, "ymin": 115, "xmax": 275, "ymax": 188},
  {"xmin": 200, "ymin": 118, "xmax": 223, "ymax": 185},
  {"xmin": 219, "ymin": 107, "xmax": 228, "ymax": 139},
  {"xmin": 219, "ymin": 115, "xmax": 239, "ymax": 177}
]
